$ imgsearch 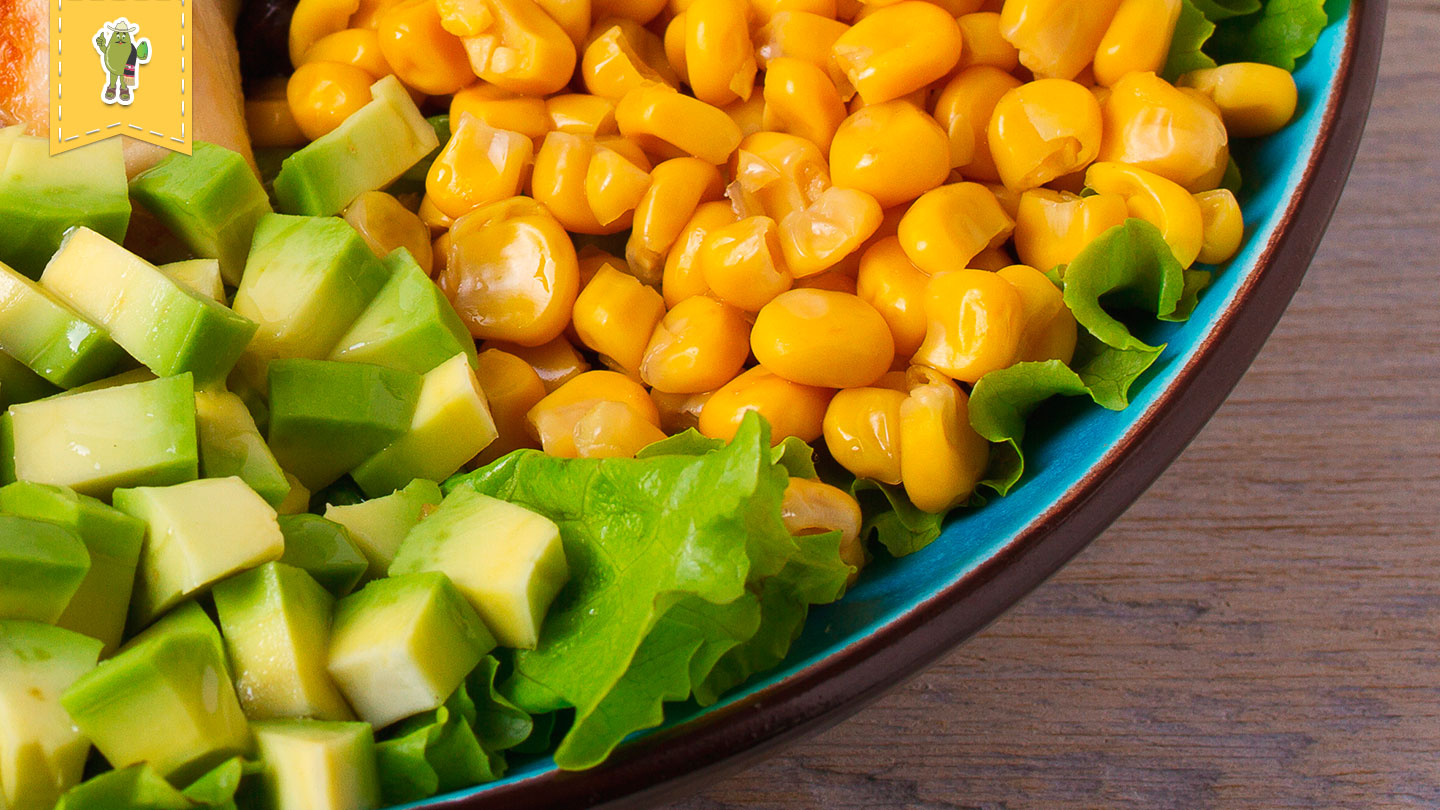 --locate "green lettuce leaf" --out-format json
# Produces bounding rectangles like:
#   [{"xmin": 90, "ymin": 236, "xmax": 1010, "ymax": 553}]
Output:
[
  {"xmin": 376, "ymin": 684, "xmax": 506, "ymax": 806},
  {"xmin": 1208, "ymin": 0, "xmax": 1328, "ymax": 71},
  {"xmin": 467, "ymin": 656, "xmax": 533, "ymax": 752},
  {"xmin": 1163, "ymin": 0, "xmax": 1218, "ymax": 80},
  {"xmin": 848, "ymin": 480, "xmax": 945, "ymax": 558},
  {"xmin": 1191, "ymin": 0, "xmax": 1262, "ymax": 19}
]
